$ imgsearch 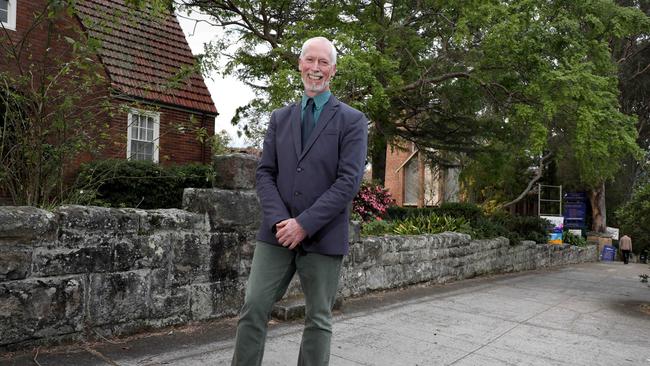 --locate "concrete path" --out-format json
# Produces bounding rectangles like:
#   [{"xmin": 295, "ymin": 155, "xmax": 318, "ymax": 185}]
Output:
[{"xmin": 2, "ymin": 262, "xmax": 650, "ymax": 366}]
